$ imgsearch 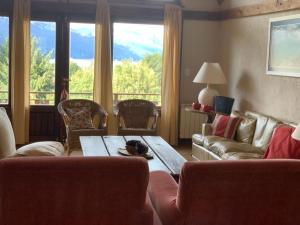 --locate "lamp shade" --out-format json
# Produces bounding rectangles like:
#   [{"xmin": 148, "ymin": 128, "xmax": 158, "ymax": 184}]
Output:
[
  {"xmin": 193, "ymin": 62, "xmax": 227, "ymax": 84},
  {"xmin": 292, "ymin": 123, "xmax": 300, "ymax": 141}
]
